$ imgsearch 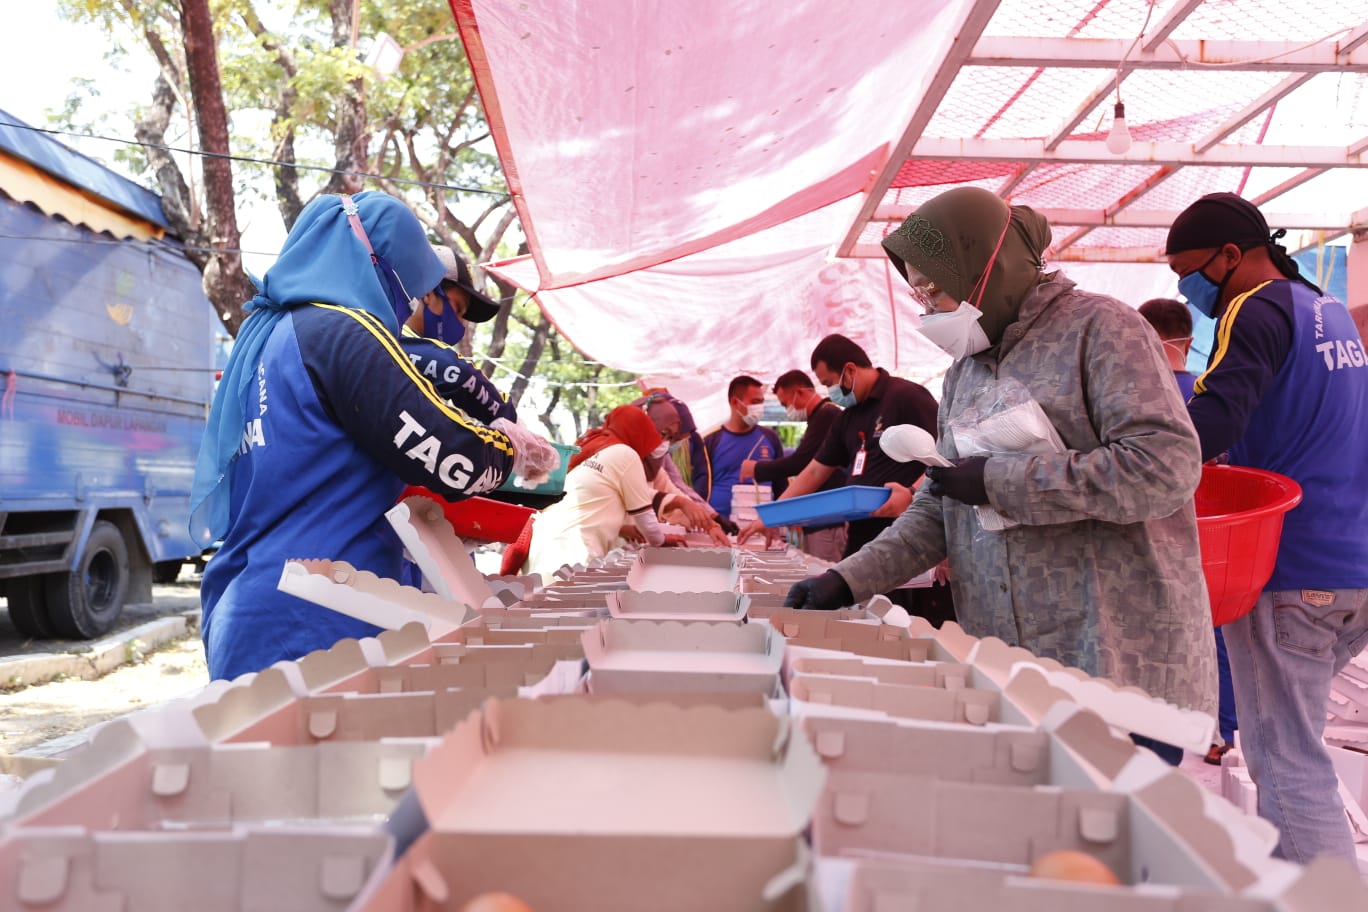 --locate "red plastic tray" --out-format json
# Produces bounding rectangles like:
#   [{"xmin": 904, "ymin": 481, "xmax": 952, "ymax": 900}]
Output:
[{"xmin": 400, "ymin": 487, "xmax": 534, "ymax": 544}]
